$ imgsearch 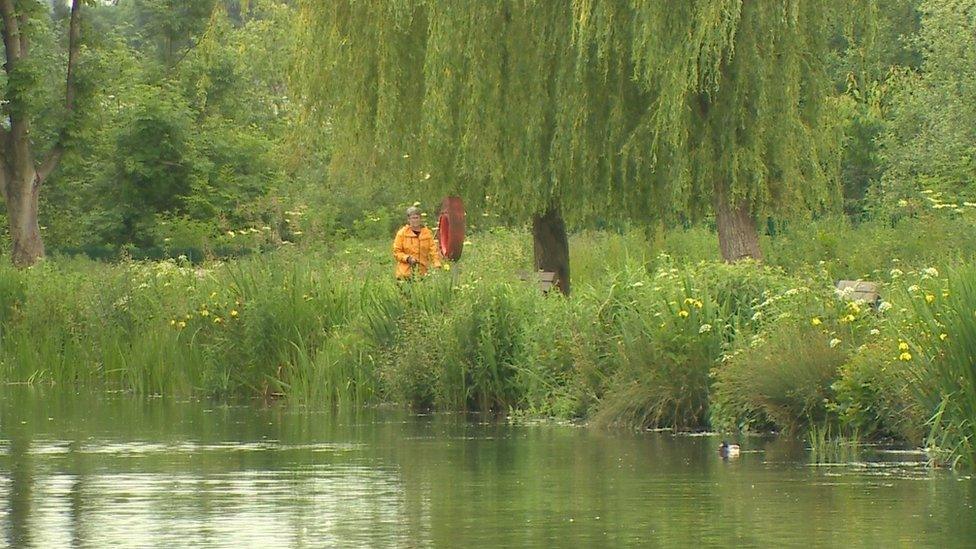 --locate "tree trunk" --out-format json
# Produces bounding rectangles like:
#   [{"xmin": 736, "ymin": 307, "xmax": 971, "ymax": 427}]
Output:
[
  {"xmin": 714, "ymin": 186, "xmax": 763, "ymax": 263},
  {"xmin": 532, "ymin": 205, "xmax": 570, "ymax": 295},
  {"xmin": 2, "ymin": 168, "xmax": 44, "ymax": 267}
]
